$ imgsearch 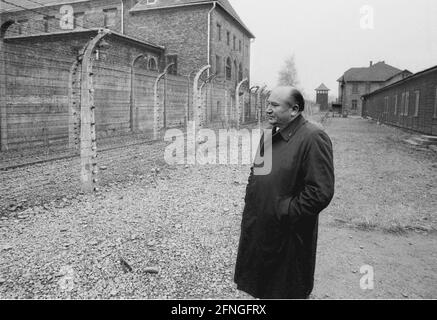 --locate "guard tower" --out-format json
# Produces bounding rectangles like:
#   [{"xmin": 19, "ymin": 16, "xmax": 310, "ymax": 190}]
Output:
[{"xmin": 315, "ymin": 83, "xmax": 330, "ymax": 111}]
